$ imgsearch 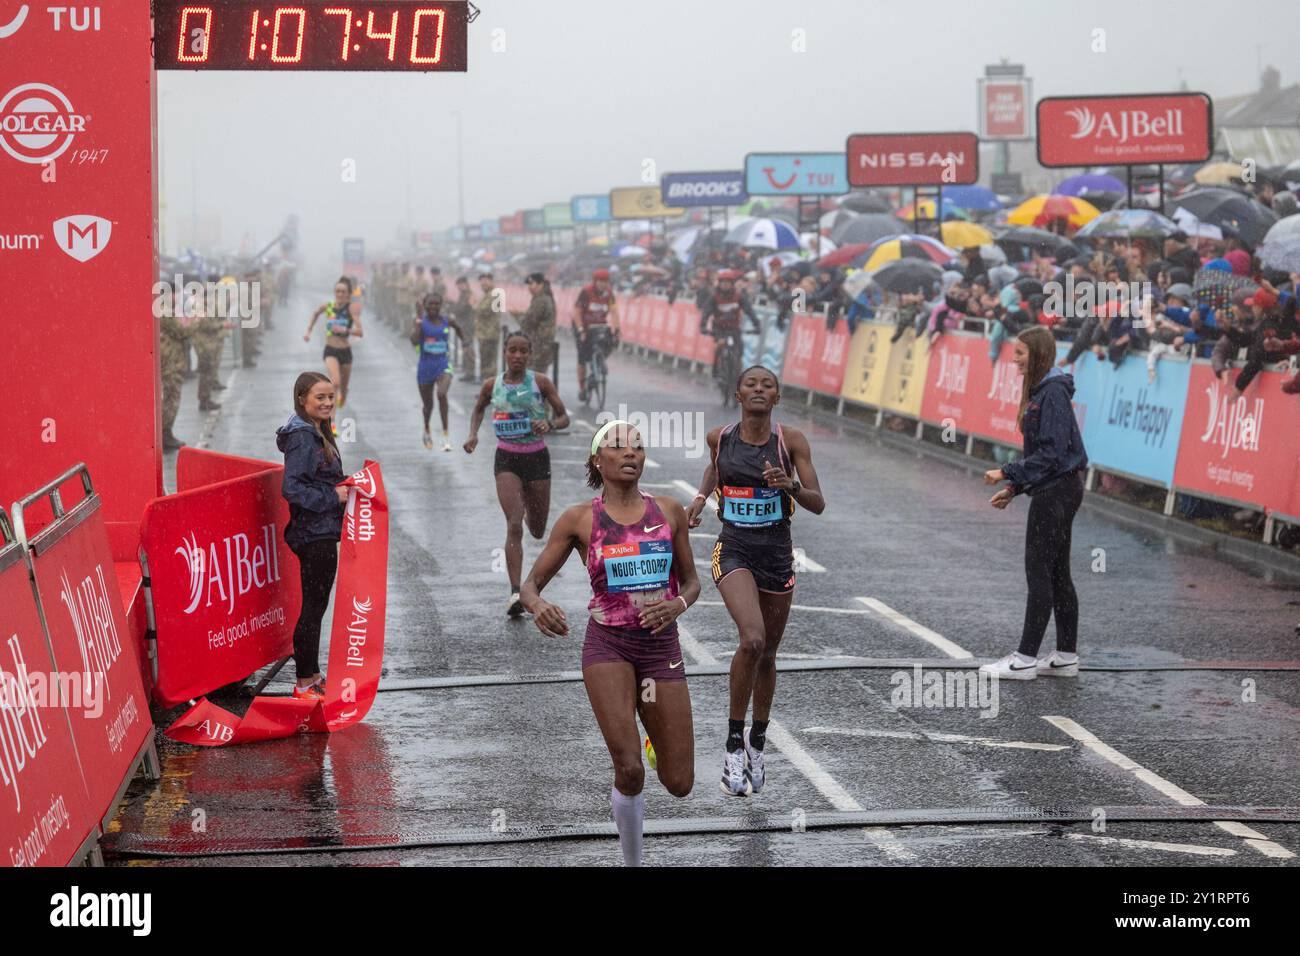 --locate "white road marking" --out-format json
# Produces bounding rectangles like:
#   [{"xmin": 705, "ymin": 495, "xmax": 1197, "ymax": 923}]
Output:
[
  {"xmin": 672, "ymin": 479, "xmax": 698, "ymax": 498},
  {"xmin": 803, "ymin": 725, "xmax": 1071, "ymax": 753},
  {"xmin": 643, "ymin": 456, "xmax": 661, "ymax": 469},
  {"xmin": 694, "ymin": 599, "xmax": 870, "ymax": 616},
  {"xmin": 676, "ymin": 626, "xmax": 916, "ymax": 862},
  {"xmin": 573, "ymin": 419, "xmax": 597, "ymax": 432},
  {"xmin": 640, "ymin": 482, "xmax": 679, "ymax": 490},
  {"xmin": 1066, "ymin": 833, "xmax": 1236, "ymax": 857},
  {"xmin": 854, "ymin": 597, "xmax": 973, "ymax": 659},
  {"xmin": 793, "ymin": 550, "xmax": 826, "ymax": 573},
  {"xmin": 1042, "ymin": 716, "xmax": 1294, "ymax": 860}
]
